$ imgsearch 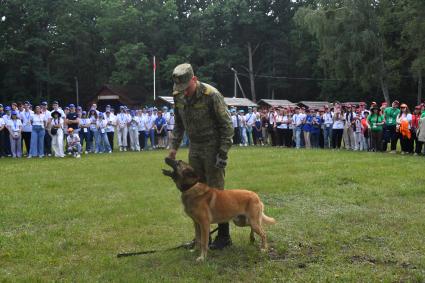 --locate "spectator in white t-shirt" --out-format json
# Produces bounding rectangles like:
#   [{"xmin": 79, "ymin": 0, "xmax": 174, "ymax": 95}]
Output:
[
  {"xmin": 105, "ymin": 110, "xmax": 116, "ymax": 151},
  {"xmin": 20, "ymin": 101, "xmax": 33, "ymax": 155},
  {"xmin": 29, "ymin": 105, "xmax": 47, "ymax": 158},
  {"xmin": 7, "ymin": 111, "xmax": 23, "ymax": 158}
]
